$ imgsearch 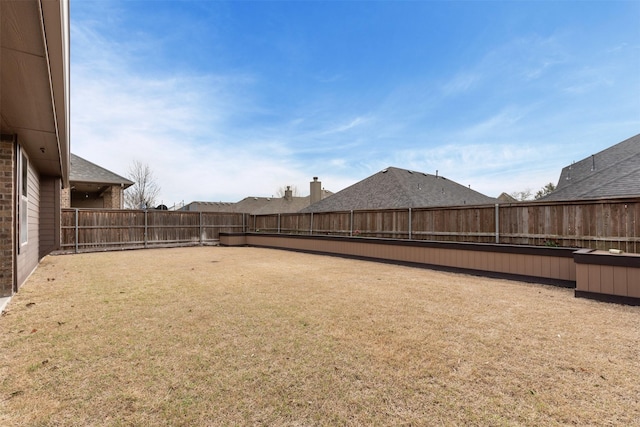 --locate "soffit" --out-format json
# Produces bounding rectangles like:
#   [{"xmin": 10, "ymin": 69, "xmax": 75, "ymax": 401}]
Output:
[{"xmin": 0, "ymin": 0, "xmax": 68, "ymax": 179}]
